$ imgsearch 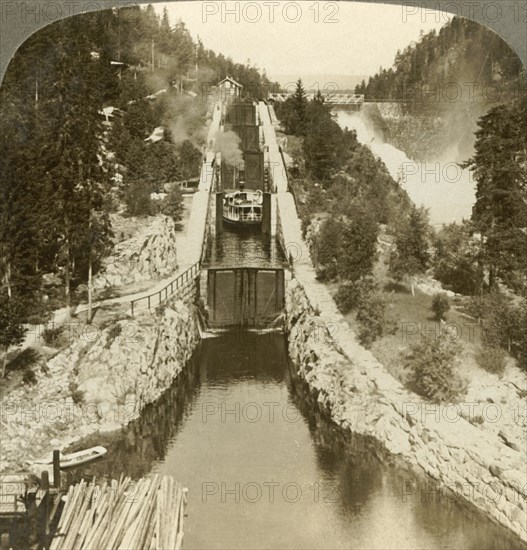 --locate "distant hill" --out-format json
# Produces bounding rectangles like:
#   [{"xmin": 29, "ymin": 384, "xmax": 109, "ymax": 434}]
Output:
[
  {"xmin": 271, "ymin": 74, "xmax": 369, "ymax": 93},
  {"xmin": 356, "ymin": 17, "xmax": 525, "ymax": 109},
  {"xmin": 354, "ymin": 17, "xmax": 526, "ymax": 160}
]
